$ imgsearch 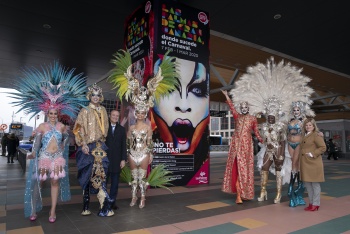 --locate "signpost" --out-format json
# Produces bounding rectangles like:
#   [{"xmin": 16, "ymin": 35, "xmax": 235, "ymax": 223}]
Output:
[{"xmin": 0, "ymin": 124, "xmax": 7, "ymax": 131}]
